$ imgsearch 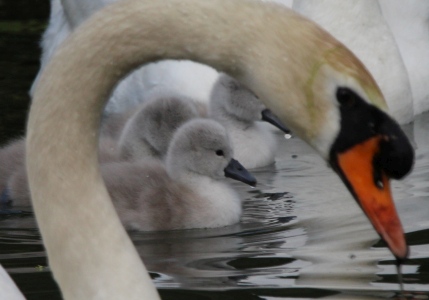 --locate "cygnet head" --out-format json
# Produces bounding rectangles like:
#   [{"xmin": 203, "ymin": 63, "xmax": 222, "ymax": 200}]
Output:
[
  {"xmin": 143, "ymin": 94, "xmax": 199, "ymax": 153},
  {"xmin": 210, "ymin": 74, "xmax": 290, "ymax": 133},
  {"xmin": 166, "ymin": 119, "xmax": 256, "ymax": 186},
  {"xmin": 210, "ymin": 74, "xmax": 263, "ymax": 123},
  {"xmin": 118, "ymin": 91, "xmax": 199, "ymax": 160}
]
